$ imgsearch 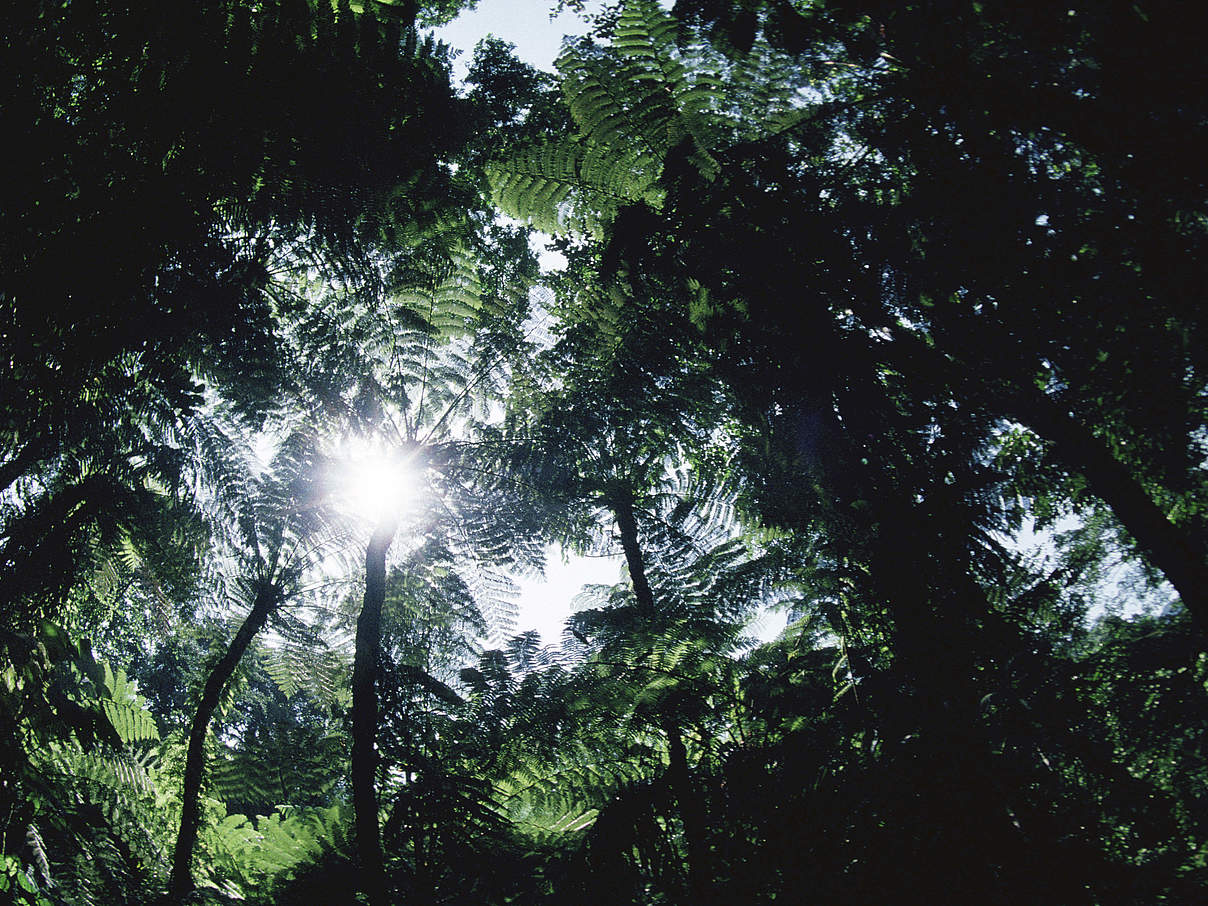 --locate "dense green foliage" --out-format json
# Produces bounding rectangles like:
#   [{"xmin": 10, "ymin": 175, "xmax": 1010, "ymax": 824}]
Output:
[{"xmin": 2, "ymin": 0, "xmax": 1205, "ymax": 903}]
